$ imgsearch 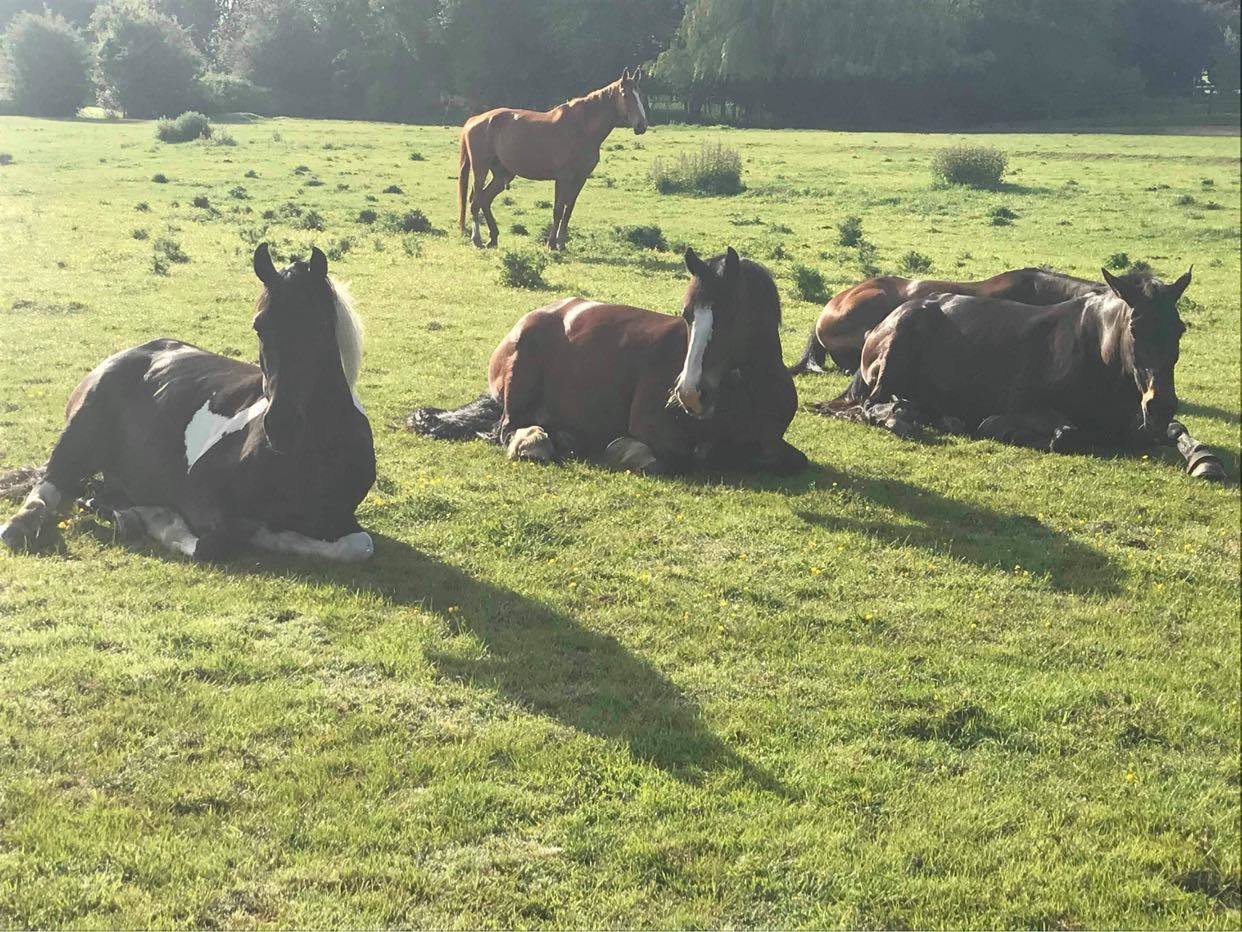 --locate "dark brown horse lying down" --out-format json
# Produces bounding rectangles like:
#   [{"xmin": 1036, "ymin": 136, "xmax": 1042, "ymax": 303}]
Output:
[
  {"xmin": 1, "ymin": 245, "xmax": 377, "ymax": 560},
  {"xmin": 818, "ymin": 268, "xmax": 1194, "ymax": 454},
  {"xmin": 410, "ymin": 248, "xmax": 807, "ymax": 476},
  {"xmin": 791, "ymin": 267, "xmax": 1106, "ymax": 374}
]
